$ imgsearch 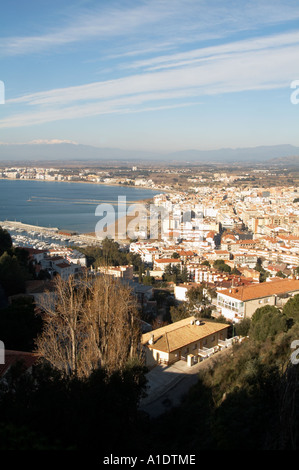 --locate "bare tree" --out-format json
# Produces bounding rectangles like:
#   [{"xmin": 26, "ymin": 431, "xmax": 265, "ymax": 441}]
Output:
[
  {"xmin": 84, "ymin": 273, "xmax": 141, "ymax": 375},
  {"xmin": 35, "ymin": 273, "xmax": 141, "ymax": 378}
]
